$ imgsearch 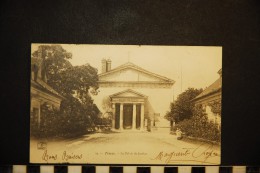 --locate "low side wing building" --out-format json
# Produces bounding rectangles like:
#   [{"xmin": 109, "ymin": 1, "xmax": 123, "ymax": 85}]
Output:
[
  {"xmin": 30, "ymin": 50, "xmax": 63, "ymax": 128},
  {"xmin": 192, "ymin": 69, "xmax": 222, "ymax": 125}
]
